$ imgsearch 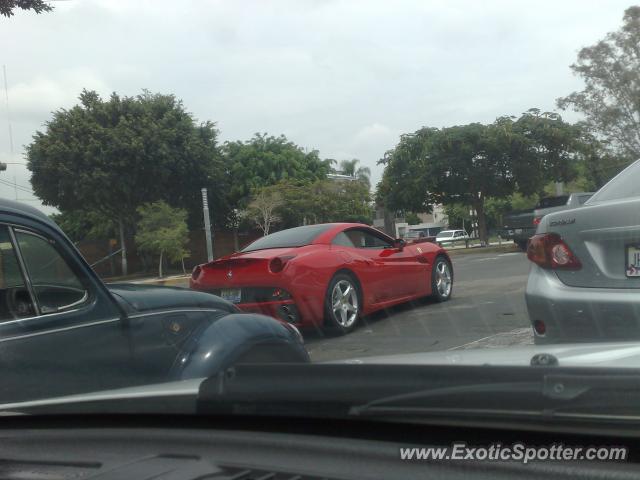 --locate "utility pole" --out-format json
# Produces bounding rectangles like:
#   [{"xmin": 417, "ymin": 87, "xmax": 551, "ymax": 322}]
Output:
[
  {"xmin": 2, "ymin": 65, "xmax": 13, "ymax": 156},
  {"xmin": 2, "ymin": 65, "xmax": 12, "ymax": 173},
  {"xmin": 201, "ymin": 188, "xmax": 214, "ymax": 262}
]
